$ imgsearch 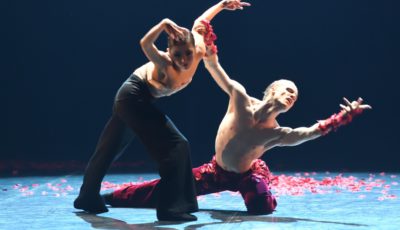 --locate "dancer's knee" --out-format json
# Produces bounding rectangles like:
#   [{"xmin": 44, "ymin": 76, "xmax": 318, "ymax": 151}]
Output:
[
  {"xmin": 176, "ymin": 137, "xmax": 189, "ymax": 149},
  {"xmin": 157, "ymin": 138, "xmax": 190, "ymax": 169},
  {"xmin": 170, "ymin": 138, "xmax": 190, "ymax": 159},
  {"xmin": 244, "ymin": 191, "xmax": 277, "ymax": 215}
]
